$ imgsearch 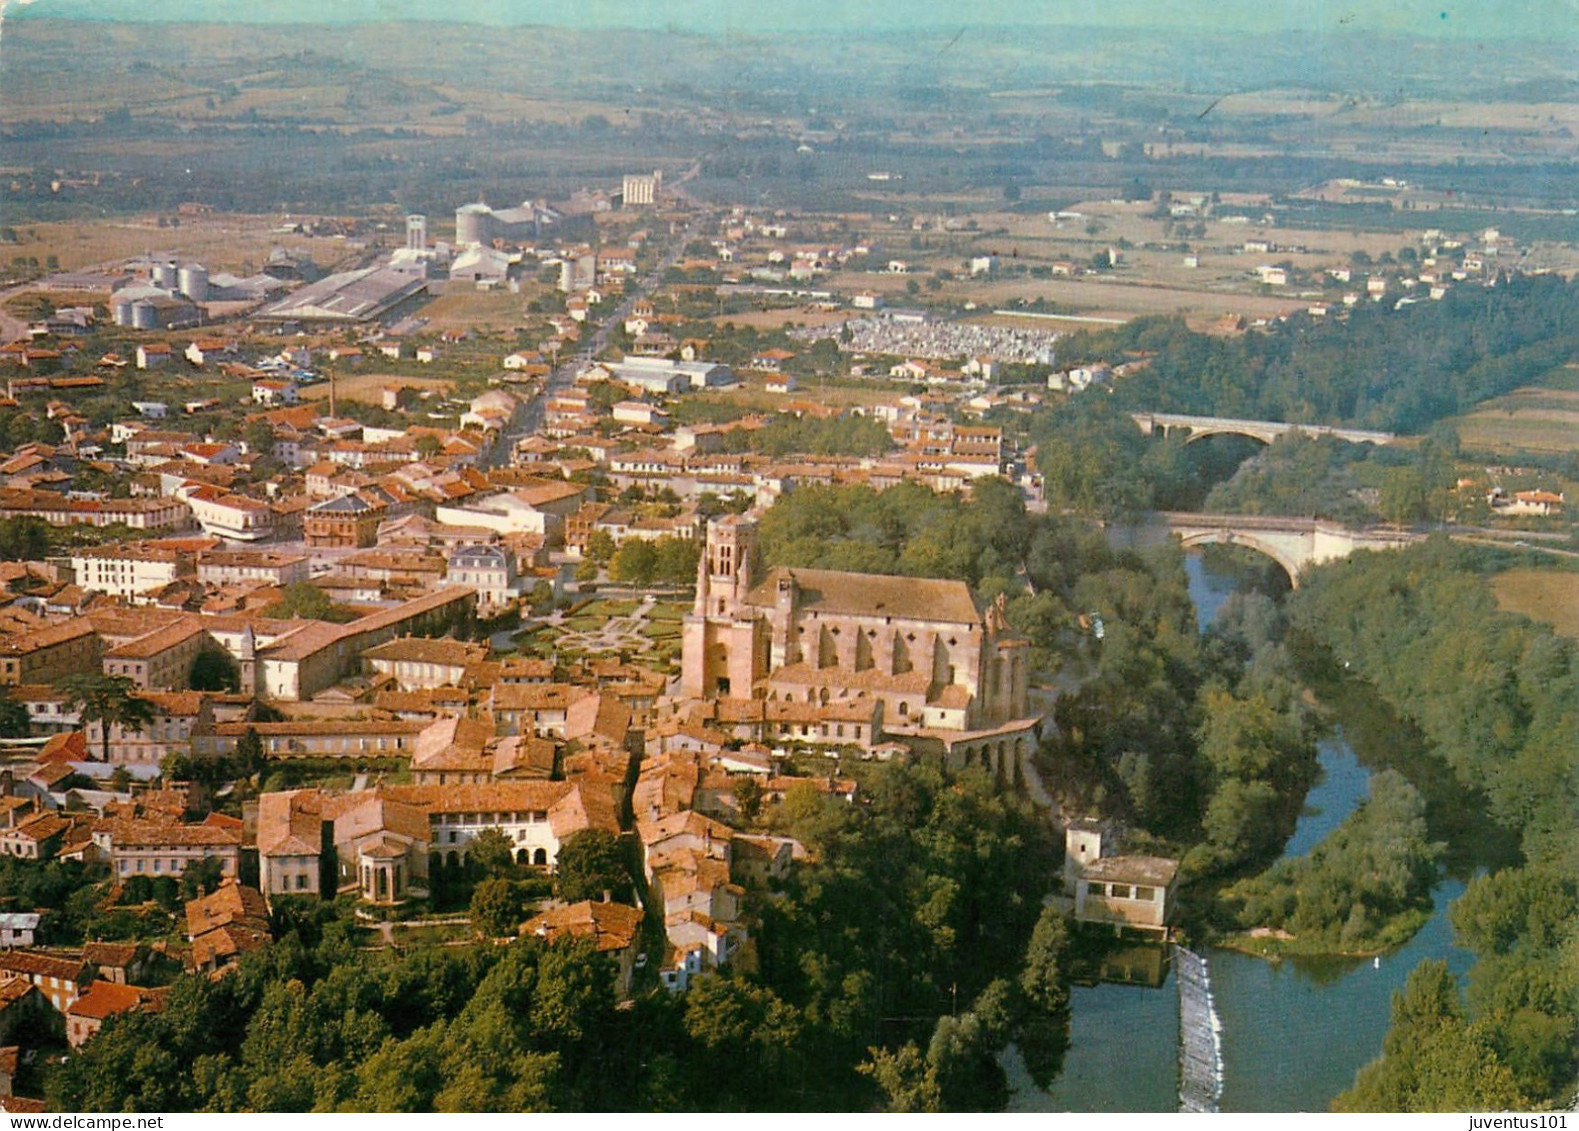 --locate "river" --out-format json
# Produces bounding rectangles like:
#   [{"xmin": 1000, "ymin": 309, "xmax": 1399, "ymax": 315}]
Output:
[{"xmin": 1010, "ymin": 550, "xmax": 1488, "ymax": 1113}]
